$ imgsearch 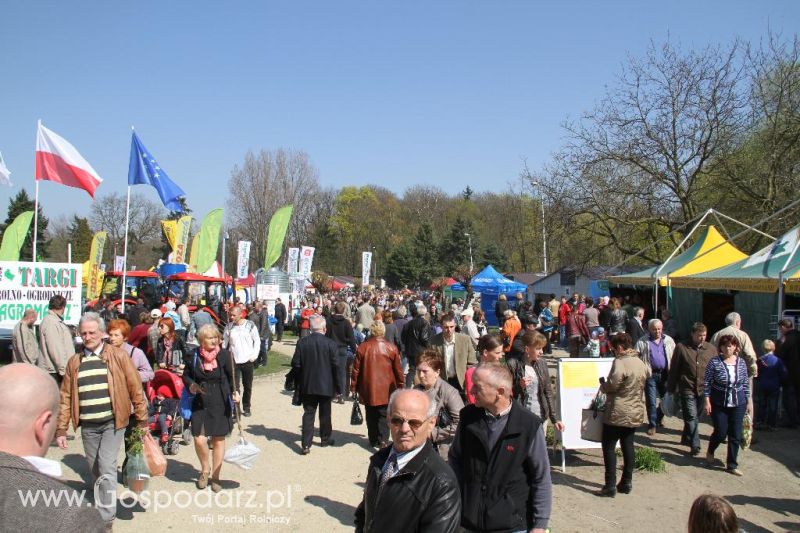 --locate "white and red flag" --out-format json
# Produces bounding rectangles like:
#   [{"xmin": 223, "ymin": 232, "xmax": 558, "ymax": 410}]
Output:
[{"xmin": 35, "ymin": 122, "xmax": 102, "ymax": 197}]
